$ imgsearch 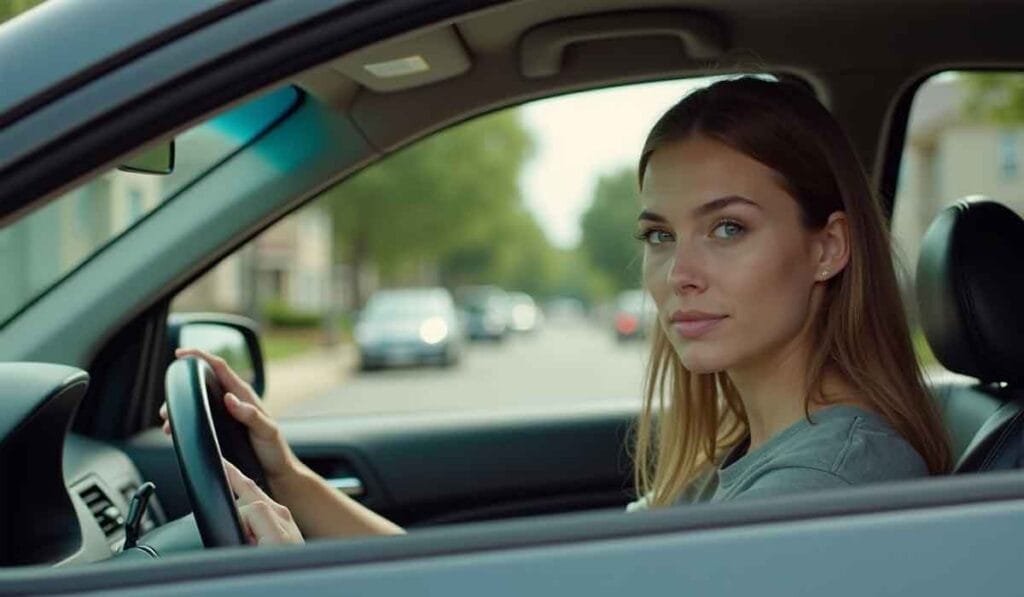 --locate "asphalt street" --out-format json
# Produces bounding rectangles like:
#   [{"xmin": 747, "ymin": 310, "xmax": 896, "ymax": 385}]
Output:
[{"xmin": 282, "ymin": 318, "xmax": 649, "ymax": 419}]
